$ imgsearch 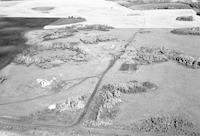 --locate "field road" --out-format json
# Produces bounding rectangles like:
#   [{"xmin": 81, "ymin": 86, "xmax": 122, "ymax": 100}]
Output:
[{"xmin": 0, "ymin": 29, "xmax": 141, "ymax": 135}]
